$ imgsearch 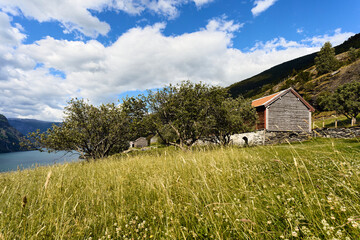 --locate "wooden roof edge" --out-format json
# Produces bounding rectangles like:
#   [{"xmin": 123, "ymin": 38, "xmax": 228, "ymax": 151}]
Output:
[
  {"xmin": 251, "ymin": 90, "xmax": 285, "ymax": 108},
  {"xmin": 253, "ymin": 87, "xmax": 315, "ymax": 112},
  {"xmin": 265, "ymin": 88, "xmax": 315, "ymax": 112}
]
